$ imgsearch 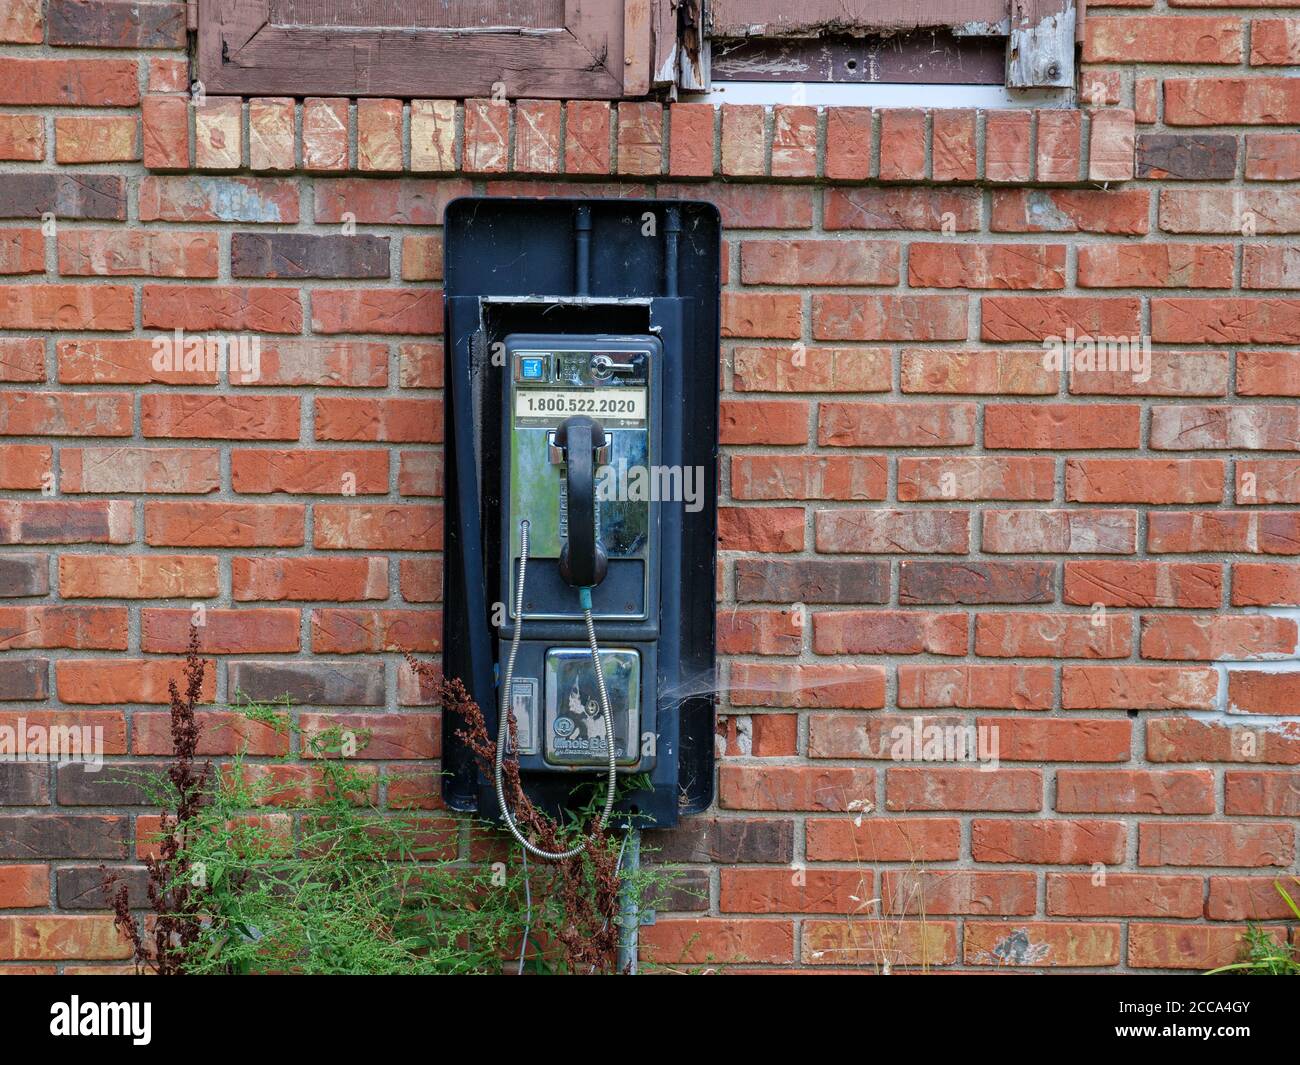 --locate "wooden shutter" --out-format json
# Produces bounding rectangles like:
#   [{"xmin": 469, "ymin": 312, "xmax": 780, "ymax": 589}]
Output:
[{"xmin": 196, "ymin": 0, "xmax": 655, "ymax": 98}]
